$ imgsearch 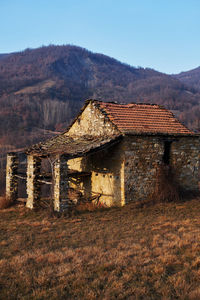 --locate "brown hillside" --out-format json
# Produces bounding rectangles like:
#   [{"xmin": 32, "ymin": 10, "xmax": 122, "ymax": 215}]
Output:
[
  {"xmin": 0, "ymin": 44, "xmax": 200, "ymax": 140},
  {"xmin": 0, "ymin": 45, "xmax": 200, "ymax": 194},
  {"xmin": 175, "ymin": 66, "xmax": 200, "ymax": 92}
]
